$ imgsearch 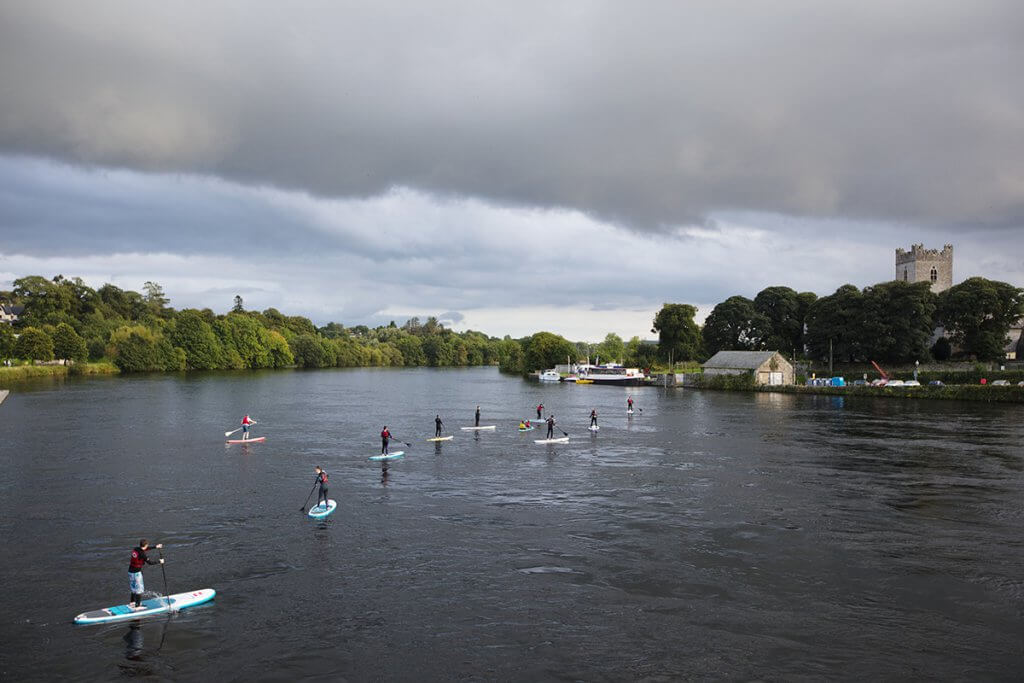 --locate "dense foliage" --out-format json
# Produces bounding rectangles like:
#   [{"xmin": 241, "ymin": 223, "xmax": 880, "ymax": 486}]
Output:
[{"xmin": 0, "ymin": 275, "xmax": 506, "ymax": 373}]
